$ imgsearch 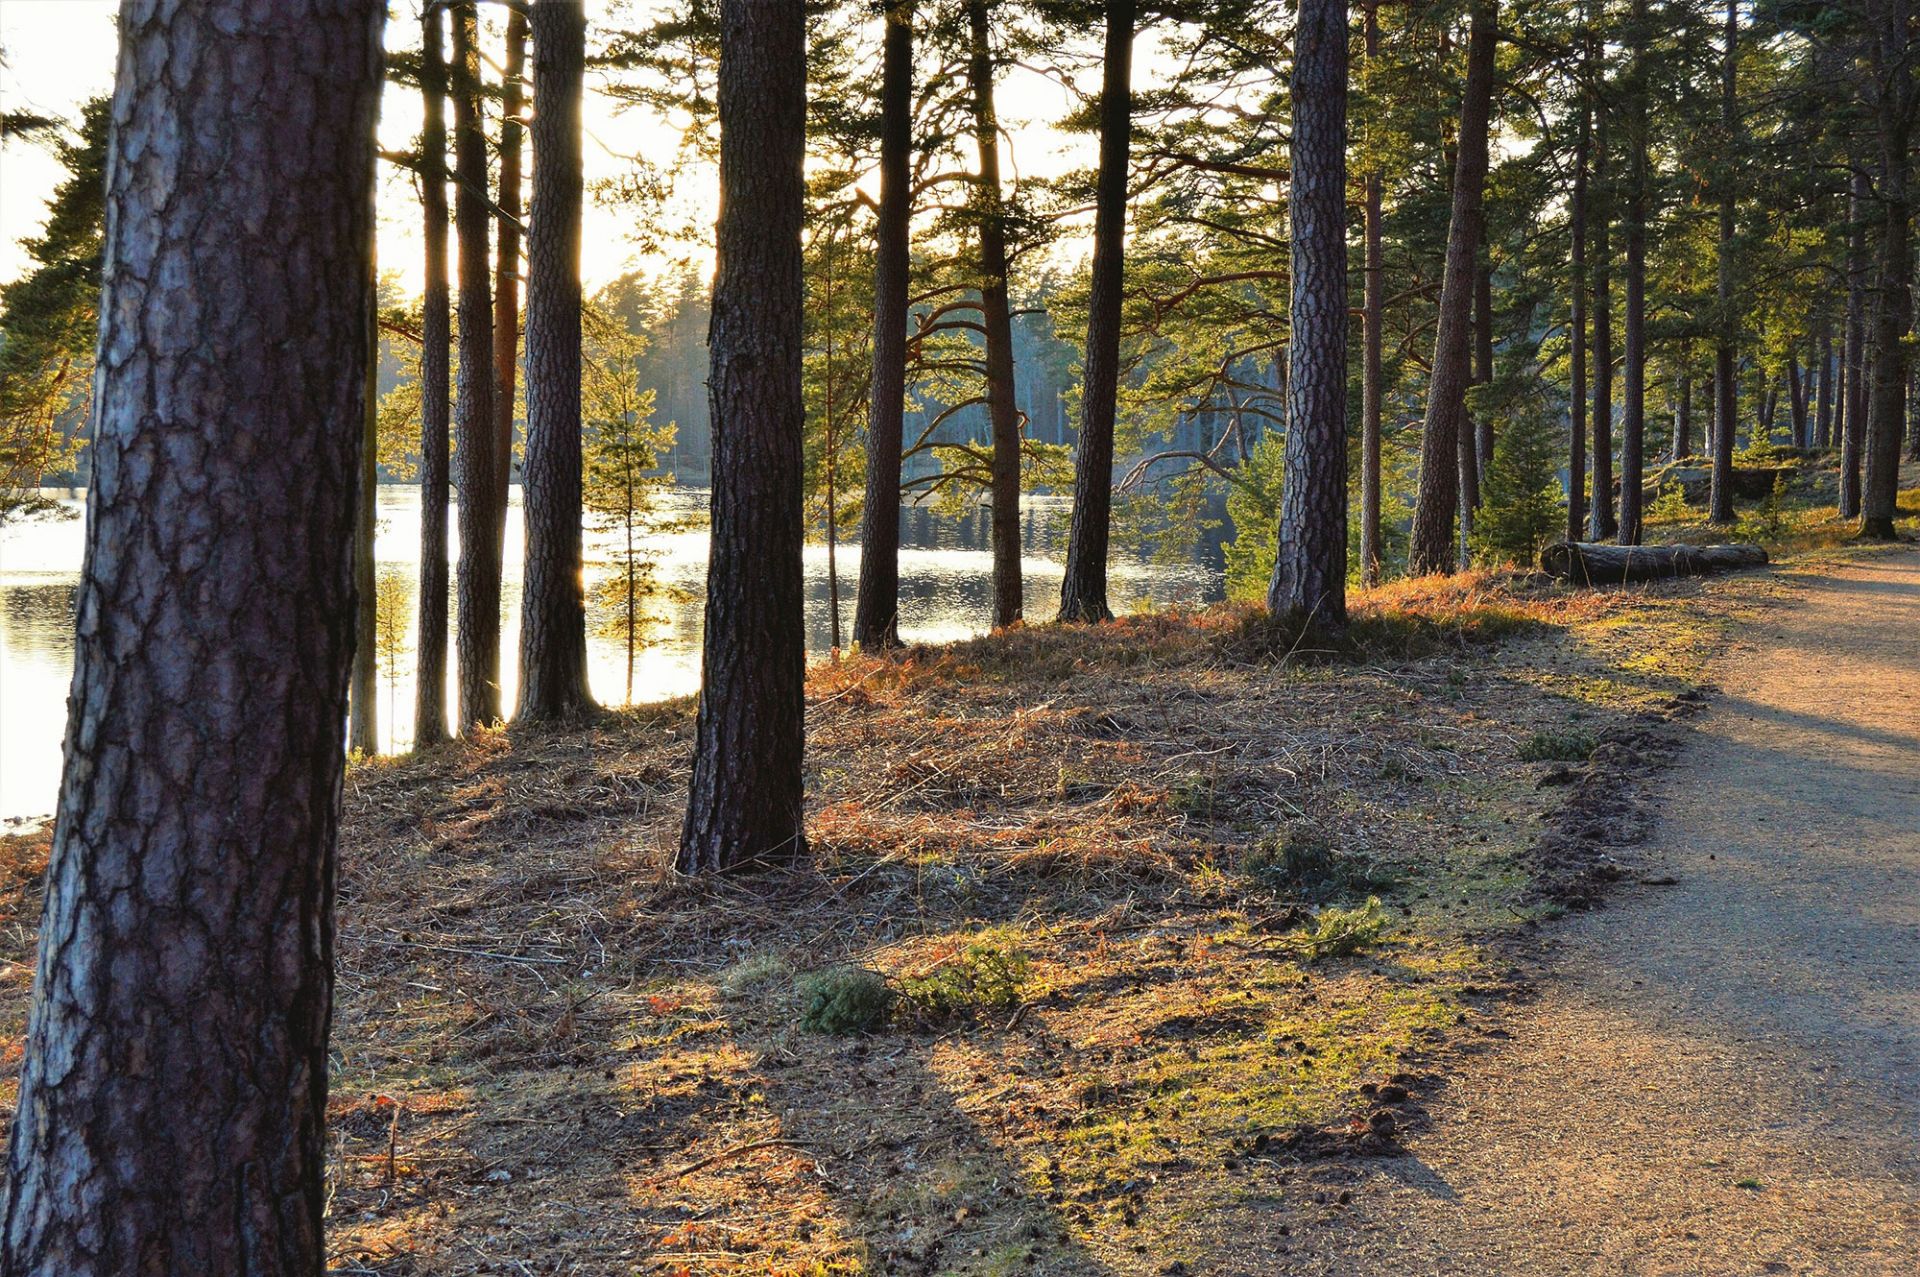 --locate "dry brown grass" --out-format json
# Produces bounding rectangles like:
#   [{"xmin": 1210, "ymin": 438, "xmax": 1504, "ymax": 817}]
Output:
[{"xmin": 0, "ymin": 566, "xmax": 1782, "ymax": 1275}]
